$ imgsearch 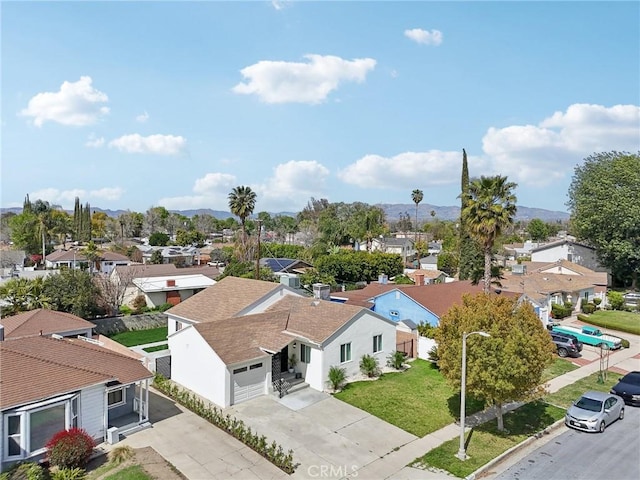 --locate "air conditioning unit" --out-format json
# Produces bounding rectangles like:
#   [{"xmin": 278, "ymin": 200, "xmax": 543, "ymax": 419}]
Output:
[
  {"xmin": 106, "ymin": 427, "xmax": 120, "ymax": 444},
  {"xmin": 280, "ymin": 274, "xmax": 300, "ymax": 289}
]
